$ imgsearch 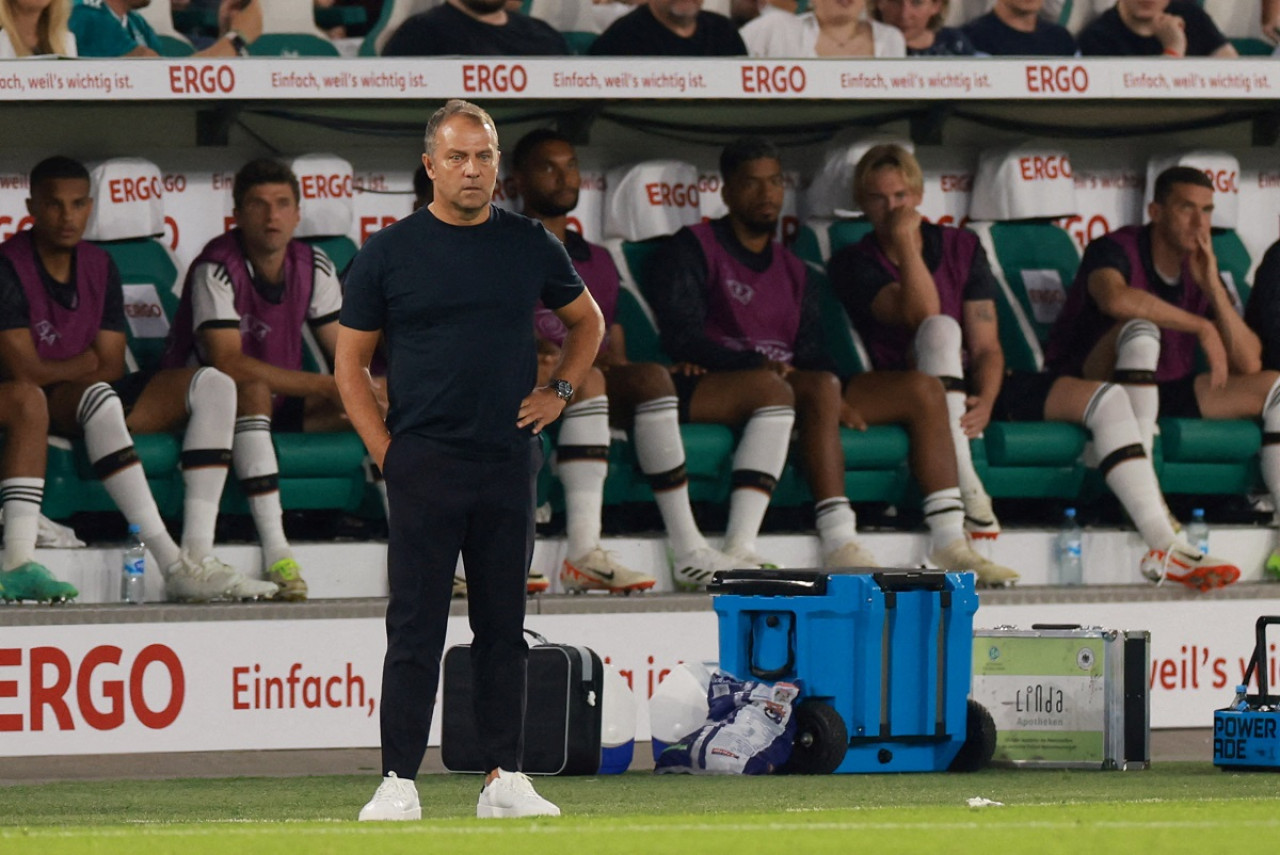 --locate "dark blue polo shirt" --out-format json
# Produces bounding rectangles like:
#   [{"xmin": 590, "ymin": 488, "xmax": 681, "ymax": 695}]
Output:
[{"xmin": 341, "ymin": 205, "xmax": 583, "ymax": 458}]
